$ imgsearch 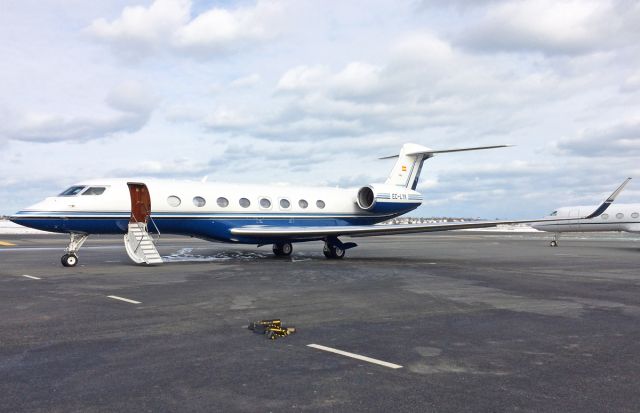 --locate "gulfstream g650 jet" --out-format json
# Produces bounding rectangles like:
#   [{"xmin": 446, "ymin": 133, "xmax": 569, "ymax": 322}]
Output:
[
  {"xmin": 10, "ymin": 144, "xmax": 628, "ymax": 267},
  {"xmin": 532, "ymin": 198, "xmax": 638, "ymax": 247}
]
